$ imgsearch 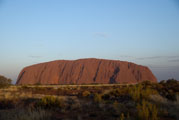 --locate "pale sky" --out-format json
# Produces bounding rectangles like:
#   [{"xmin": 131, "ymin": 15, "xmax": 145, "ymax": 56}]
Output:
[{"xmin": 0, "ymin": 0, "xmax": 179, "ymax": 83}]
